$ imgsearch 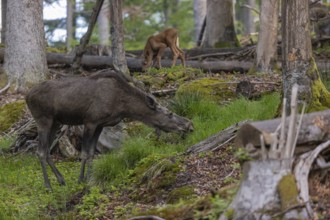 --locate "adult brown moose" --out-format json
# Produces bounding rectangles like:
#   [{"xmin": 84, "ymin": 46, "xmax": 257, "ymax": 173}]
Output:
[
  {"xmin": 142, "ymin": 28, "xmax": 186, "ymax": 71},
  {"xmin": 26, "ymin": 70, "xmax": 193, "ymax": 189}
]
